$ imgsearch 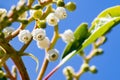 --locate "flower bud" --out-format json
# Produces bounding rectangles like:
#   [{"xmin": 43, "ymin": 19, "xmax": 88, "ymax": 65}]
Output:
[
  {"xmin": 57, "ymin": 0, "xmax": 65, "ymax": 7},
  {"xmin": 46, "ymin": 49, "xmax": 59, "ymax": 62},
  {"xmin": 65, "ymin": 2, "xmax": 76, "ymax": 12},
  {"xmin": 63, "ymin": 66, "xmax": 74, "ymax": 76},
  {"xmin": 63, "ymin": 66, "xmax": 74, "ymax": 80},
  {"xmin": 37, "ymin": 37, "xmax": 50, "ymax": 49},
  {"xmin": 81, "ymin": 63, "xmax": 89, "ymax": 72},
  {"xmin": 32, "ymin": 28, "xmax": 46, "ymax": 41},
  {"xmin": 30, "ymin": 9, "xmax": 43, "ymax": 19},
  {"xmin": 18, "ymin": 30, "xmax": 32, "ymax": 44},
  {"xmin": 95, "ymin": 48, "xmax": 103, "ymax": 56},
  {"xmin": 60, "ymin": 29, "xmax": 74, "ymax": 43},
  {"xmin": 89, "ymin": 65, "xmax": 98, "ymax": 74}
]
